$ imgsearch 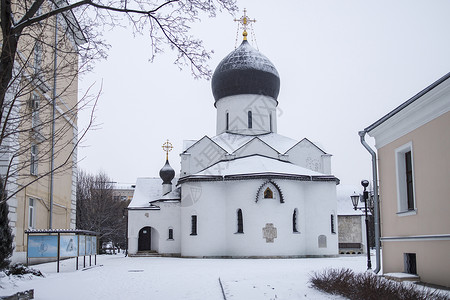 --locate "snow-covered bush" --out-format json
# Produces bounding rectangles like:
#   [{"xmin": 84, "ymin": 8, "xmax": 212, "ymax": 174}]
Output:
[
  {"xmin": 309, "ymin": 268, "xmax": 449, "ymax": 300},
  {"xmin": 6, "ymin": 264, "xmax": 43, "ymax": 277}
]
